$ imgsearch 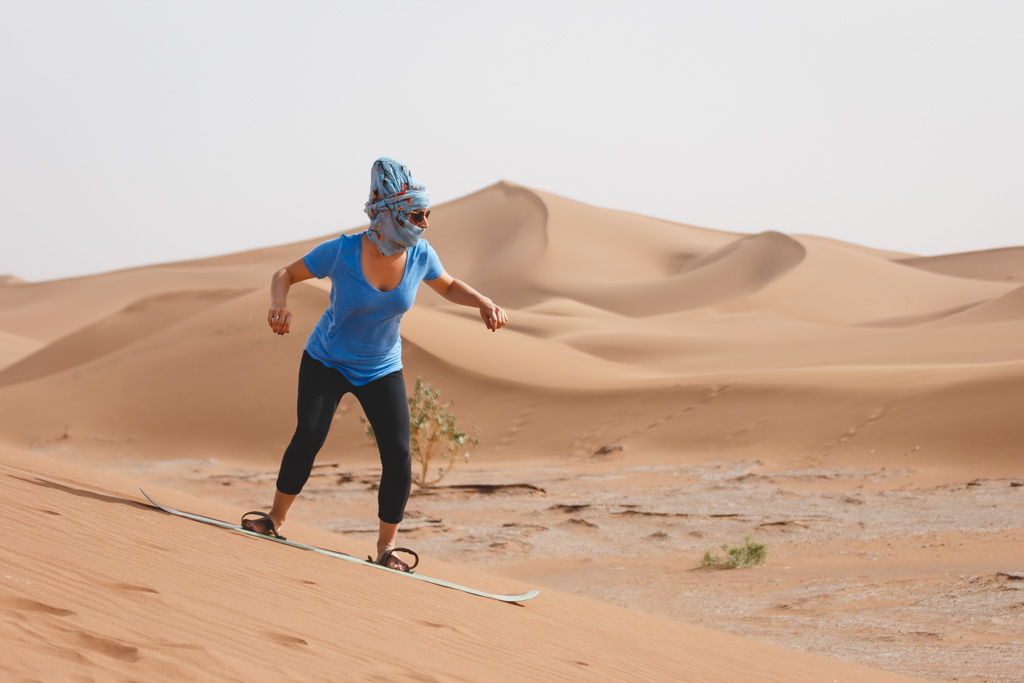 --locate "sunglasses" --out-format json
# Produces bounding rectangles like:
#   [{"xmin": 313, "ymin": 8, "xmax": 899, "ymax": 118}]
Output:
[{"xmin": 409, "ymin": 209, "xmax": 431, "ymax": 222}]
